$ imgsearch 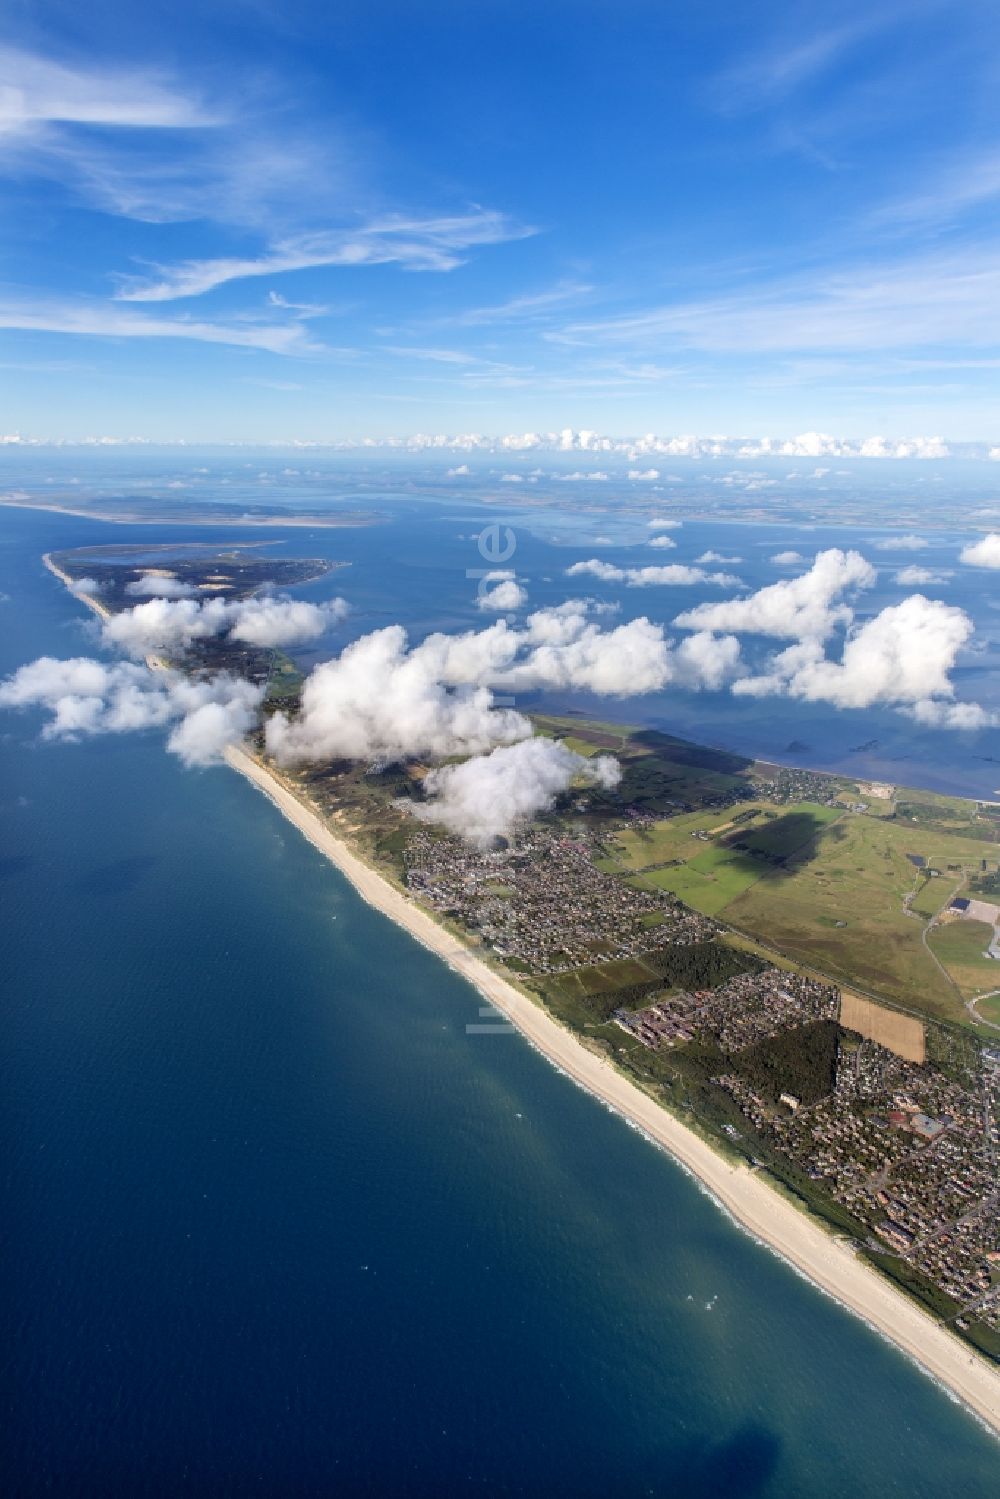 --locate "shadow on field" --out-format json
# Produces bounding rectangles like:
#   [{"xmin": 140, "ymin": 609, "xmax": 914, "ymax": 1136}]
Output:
[{"xmin": 716, "ymin": 810, "xmax": 844, "ymax": 883}]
